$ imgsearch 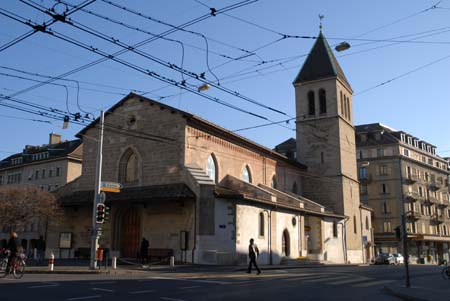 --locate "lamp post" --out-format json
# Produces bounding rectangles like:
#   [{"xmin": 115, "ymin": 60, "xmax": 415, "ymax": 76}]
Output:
[
  {"xmin": 90, "ymin": 110, "xmax": 104, "ymax": 269},
  {"xmin": 398, "ymin": 155, "xmax": 411, "ymax": 288}
]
